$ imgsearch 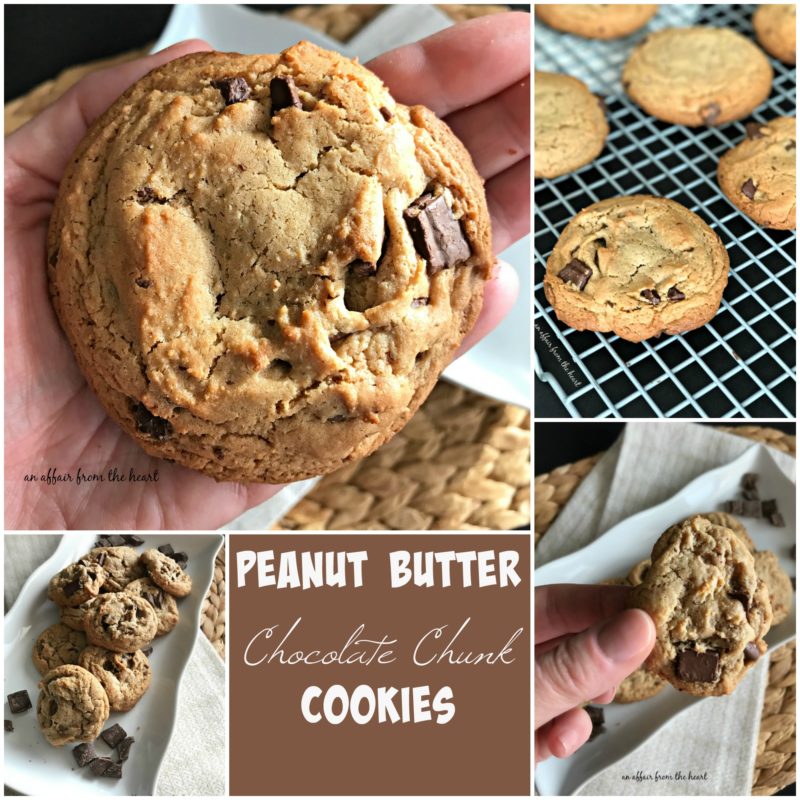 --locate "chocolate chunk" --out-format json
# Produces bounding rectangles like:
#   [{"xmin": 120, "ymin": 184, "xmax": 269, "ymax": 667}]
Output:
[
  {"xmin": 745, "ymin": 122, "xmax": 765, "ymax": 140},
  {"xmin": 122, "ymin": 535, "xmax": 145, "ymax": 546},
  {"xmin": 101, "ymin": 723, "xmax": 127, "ymax": 749},
  {"xmin": 585, "ymin": 705, "xmax": 605, "ymax": 741},
  {"xmin": 107, "ymin": 534, "xmax": 126, "ymax": 547},
  {"xmin": 170, "ymin": 552, "xmax": 189, "ymax": 569},
  {"xmin": 131, "ymin": 402, "xmax": 172, "ymax": 441},
  {"xmin": 95, "ymin": 536, "xmax": 112, "ymax": 548},
  {"xmin": 761, "ymin": 498, "xmax": 778, "ymax": 516},
  {"xmin": 411, "ymin": 297, "xmax": 429, "ymax": 308},
  {"xmin": 701, "ymin": 102, "xmax": 721, "ymax": 125},
  {"xmin": 742, "ymin": 473, "xmax": 759, "ymax": 491},
  {"xmin": 117, "ymin": 736, "xmax": 135, "ymax": 762},
  {"xmin": 349, "ymin": 260, "xmax": 377, "ymax": 277},
  {"xmin": 103, "ymin": 761, "xmax": 123, "ymax": 779},
  {"xmin": 72, "ymin": 742, "xmax": 97, "ymax": 767},
  {"xmin": 676, "ymin": 649, "xmax": 720, "ymax": 682},
  {"xmin": 741, "ymin": 178, "xmax": 757, "ymax": 200},
  {"xmin": 90, "ymin": 757, "xmax": 115, "ymax": 777},
  {"xmin": 135, "ymin": 278, "xmax": 152, "ymax": 289},
  {"xmin": 404, "ymin": 193, "xmax": 470, "ymax": 275},
  {"xmin": 557, "ymin": 259, "xmax": 593, "ymax": 291},
  {"xmin": 742, "ymin": 500, "xmax": 763, "ymax": 518},
  {"xmin": 95, "ymin": 552, "xmax": 107, "ymax": 567},
  {"xmin": 744, "ymin": 641, "xmax": 760, "ymax": 662},
  {"xmin": 49, "ymin": 700, "xmax": 57, "ymax": 715},
  {"xmin": 141, "ymin": 646, "xmax": 153, "ymax": 657},
  {"xmin": 63, "ymin": 579, "xmax": 82, "ymax": 598},
  {"xmin": 667, "ymin": 286, "xmax": 685, "ymax": 302},
  {"xmin": 770, "ymin": 512, "xmax": 785, "ymax": 527},
  {"xmin": 157, "ymin": 544, "xmax": 175, "ymax": 556},
  {"xmin": 640, "ymin": 289, "xmax": 660, "ymax": 306},
  {"xmin": 270, "ymin": 75, "xmax": 301, "ymax": 112},
  {"xmin": 786, "ymin": 139, "xmax": 796, "ymax": 151},
  {"xmin": 724, "ymin": 500, "xmax": 745, "ymax": 515},
  {"xmin": 212, "ymin": 76, "xmax": 251, "ymax": 106},
  {"xmin": 742, "ymin": 489, "xmax": 760, "ymax": 501},
  {"xmin": 379, "ymin": 106, "xmax": 393, "ymax": 121},
  {"xmin": 4, "ymin": 720, "xmax": 13, "ymax": 732}
]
